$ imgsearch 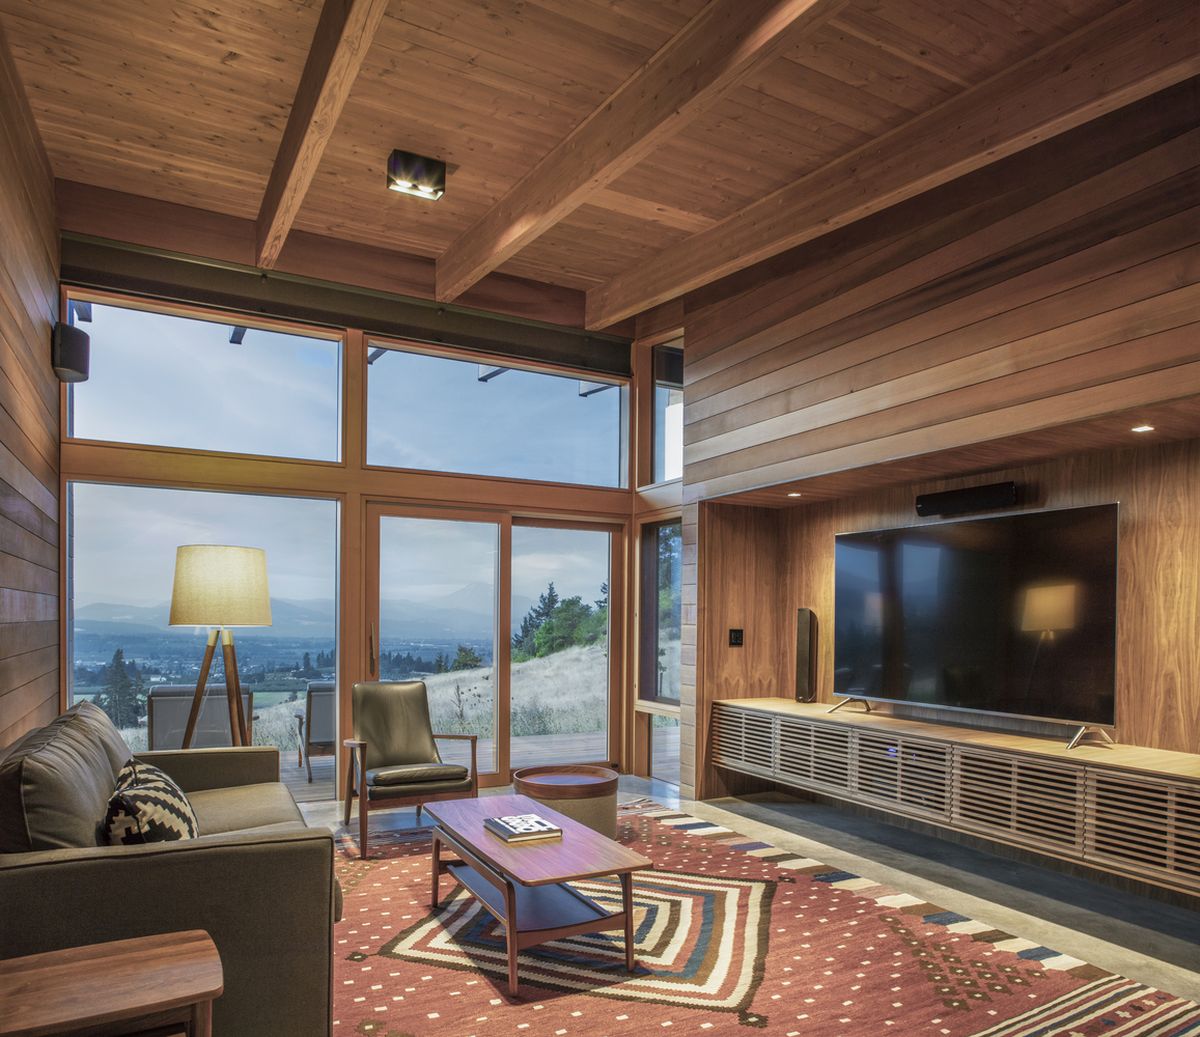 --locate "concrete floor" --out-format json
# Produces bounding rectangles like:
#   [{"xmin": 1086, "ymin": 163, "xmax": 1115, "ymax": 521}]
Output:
[{"xmin": 304, "ymin": 779, "xmax": 1200, "ymax": 1002}]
